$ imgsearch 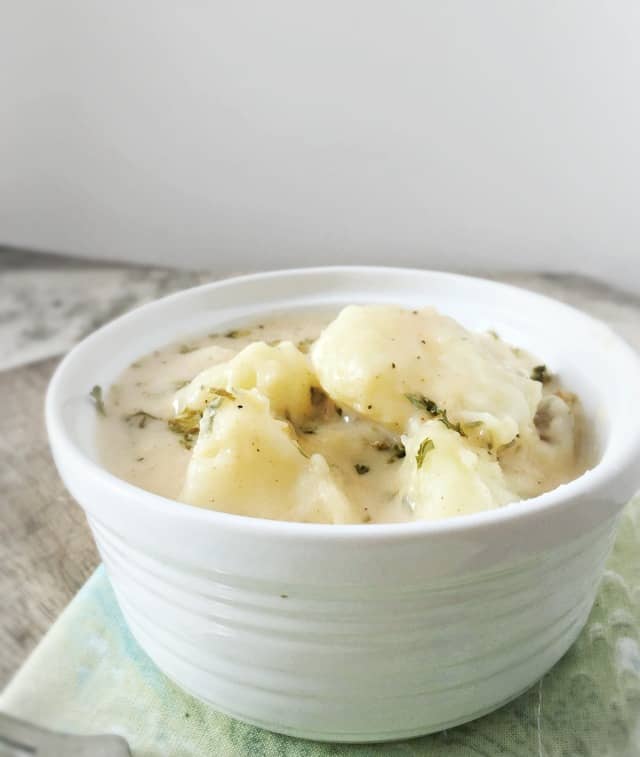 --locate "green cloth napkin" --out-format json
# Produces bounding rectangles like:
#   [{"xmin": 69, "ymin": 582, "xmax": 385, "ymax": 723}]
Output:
[{"xmin": 2, "ymin": 499, "xmax": 640, "ymax": 757}]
